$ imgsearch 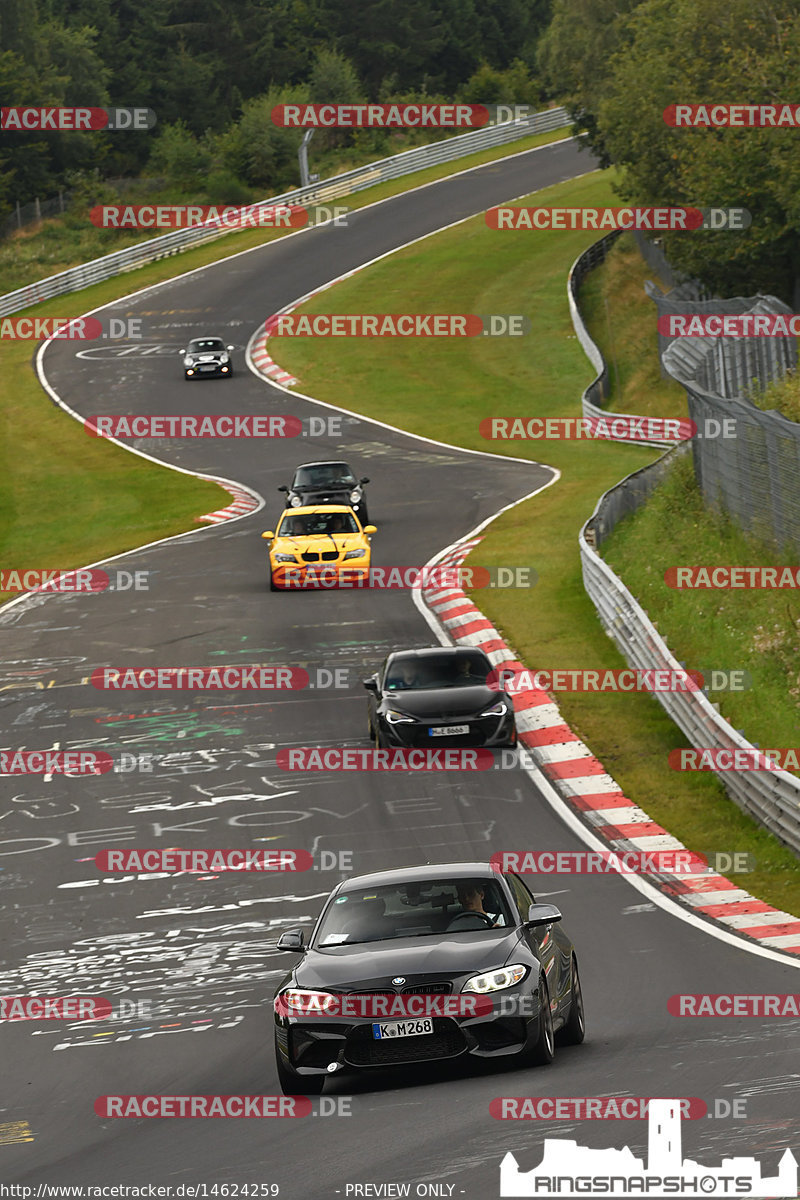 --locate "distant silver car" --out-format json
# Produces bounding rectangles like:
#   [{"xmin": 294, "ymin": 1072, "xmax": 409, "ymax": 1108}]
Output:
[{"xmin": 181, "ymin": 336, "xmax": 234, "ymax": 379}]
